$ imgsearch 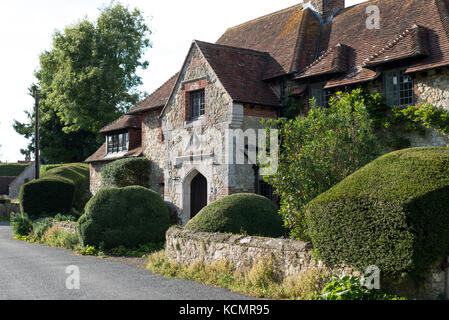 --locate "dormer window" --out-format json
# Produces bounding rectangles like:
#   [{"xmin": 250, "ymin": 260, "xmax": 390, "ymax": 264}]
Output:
[
  {"xmin": 310, "ymin": 82, "xmax": 332, "ymax": 107},
  {"xmin": 107, "ymin": 132, "xmax": 129, "ymax": 154},
  {"xmin": 190, "ymin": 89, "xmax": 205, "ymax": 120}
]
